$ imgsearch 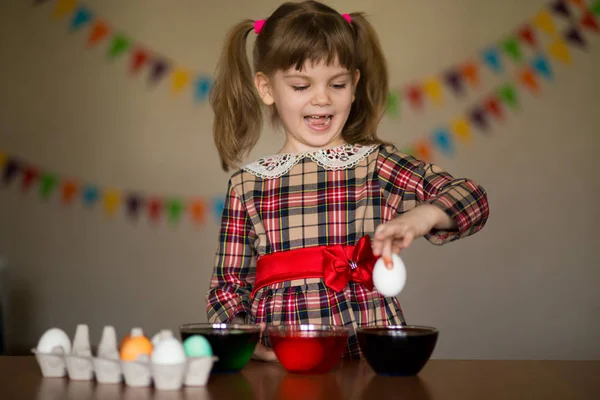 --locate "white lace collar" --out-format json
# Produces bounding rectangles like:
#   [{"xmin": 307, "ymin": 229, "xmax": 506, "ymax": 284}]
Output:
[{"xmin": 242, "ymin": 143, "xmax": 379, "ymax": 179}]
